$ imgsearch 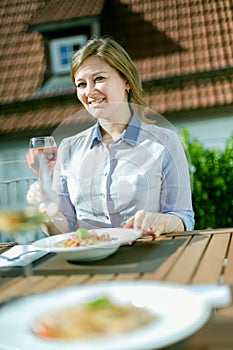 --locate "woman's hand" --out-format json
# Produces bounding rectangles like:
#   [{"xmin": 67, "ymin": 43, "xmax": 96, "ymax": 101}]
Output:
[
  {"xmin": 40, "ymin": 211, "xmax": 70, "ymax": 236},
  {"xmin": 123, "ymin": 210, "xmax": 184, "ymax": 238}
]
